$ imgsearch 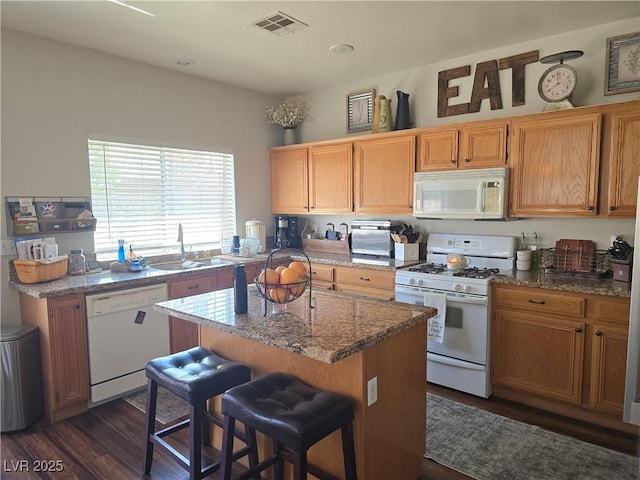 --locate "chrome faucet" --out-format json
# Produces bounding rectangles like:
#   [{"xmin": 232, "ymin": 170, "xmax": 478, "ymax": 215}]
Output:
[{"xmin": 177, "ymin": 223, "xmax": 186, "ymax": 261}]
